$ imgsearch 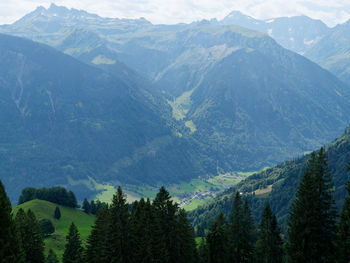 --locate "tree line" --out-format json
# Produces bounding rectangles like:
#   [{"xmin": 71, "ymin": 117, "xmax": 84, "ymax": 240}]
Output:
[
  {"xmin": 82, "ymin": 198, "xmax": 108, "ymax": 215},
  {"xmin": 1, "ymin": 147, "xmax": 350, "ymax": 262},
  {"xmin": 18, "ymin": 186, "xmax": 78, "ymax": 208},
  {"xmin": 198, "ymin": 148, "xmax": 350, "ymax": 263}
]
